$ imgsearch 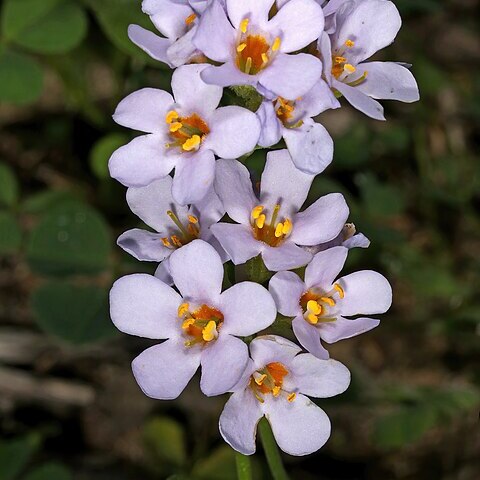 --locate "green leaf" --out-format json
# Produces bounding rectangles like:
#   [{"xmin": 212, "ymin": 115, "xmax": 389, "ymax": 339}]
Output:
[
  {"xmin": 0, "ymin": 212, "xmax": 22, "ymax": 255},
  {"xmin": 0, "ymin": 50, "xmax": 43, "ymax": 105},
  {"xmin": 0, "ymin": 162, "xmax": 19, "ymax": 207},
  {"xmin": 192, "ymin": 445, "xmax": 237, "ymax": 480},
  {"xmin": 1, "ymin": 0, "xmax": 61, "ymax": 40},
  {"xmin": 21, "ymin": 190, "xmax": 82, "ymax": 215},
  {"xmin": 0, "ymin": 434, "xmax": 41, "ymax": 480},
  {"xmin": 13, "ymin": 1, "xmax": 88, "ymax": 54},
  {"xmin": 82, "ymin": 0, "xmax": 158, "ymax": 60},
  {"xmin": 23, "ymin": 463, "xmax": 72, "ymax": 480},
  {"xmin": 31, "ymin": 281, "xmax": 116, "ymax": 344},
  {"xmin": 89, "ymin": 133, "xmax": 129, "ymax": 179},
  {"xmin": 143, "ymin": 417, "xmax": 187, "ymax": 467},
  {"xmin": 26, "ymin": 202, "xmax": 111, "ymax": 276}
]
